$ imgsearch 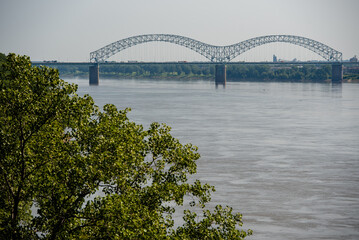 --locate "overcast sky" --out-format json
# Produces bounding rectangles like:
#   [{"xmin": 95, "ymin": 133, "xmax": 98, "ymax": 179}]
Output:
[{"xmin": 0, "ymin": 0, "xmax": 358, "ymax": 61}]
